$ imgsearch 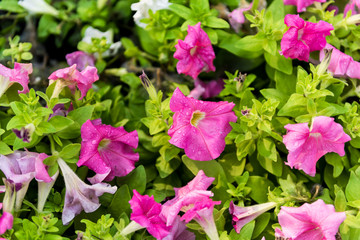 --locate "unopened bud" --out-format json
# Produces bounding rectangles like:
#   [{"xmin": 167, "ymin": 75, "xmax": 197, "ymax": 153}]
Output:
[
  {"xmin": 139, "ymin": 71, "xmax": 157, "ymax": 100},
  {"xmin": 317, "ymin": 48, "xmax": 332, "ymax": 75}
]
